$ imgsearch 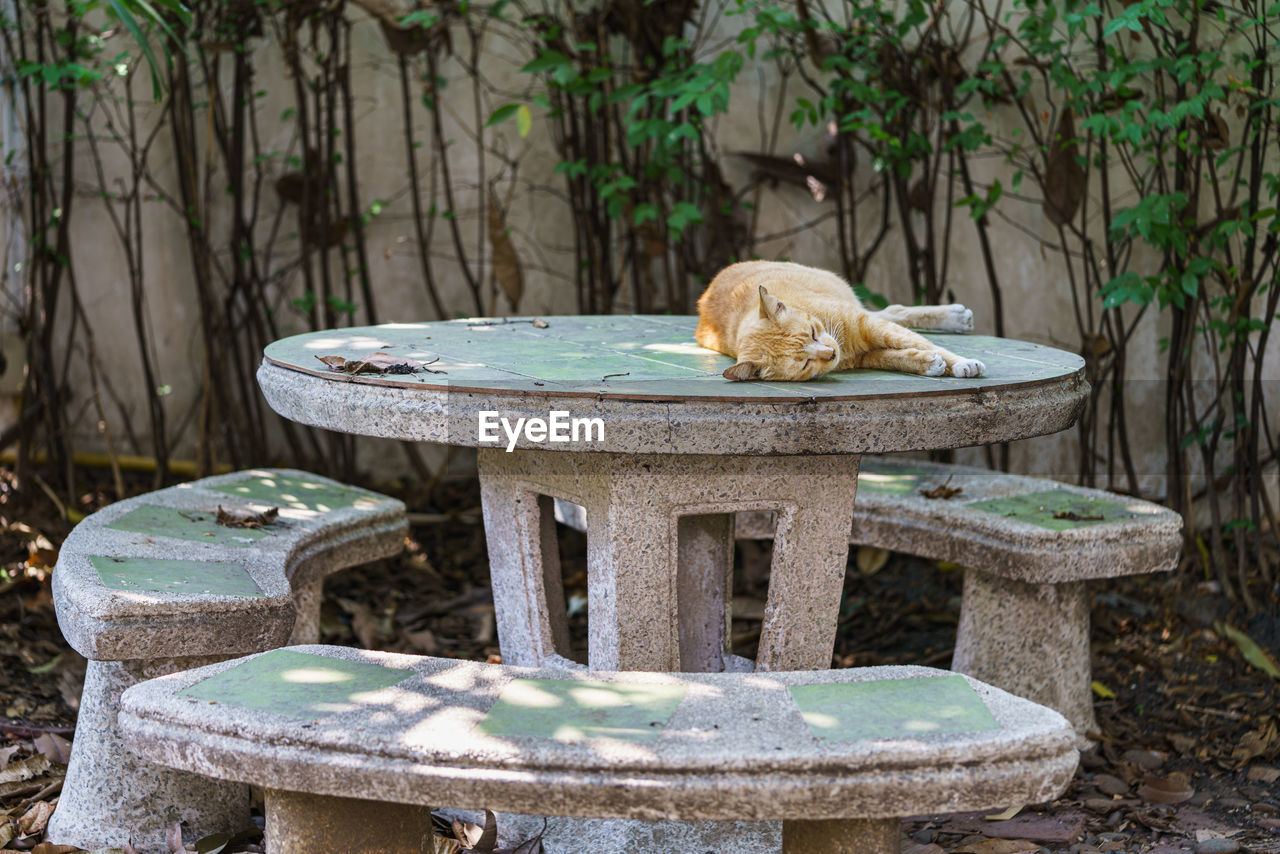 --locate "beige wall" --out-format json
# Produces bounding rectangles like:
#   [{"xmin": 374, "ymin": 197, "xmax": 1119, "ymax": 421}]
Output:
[{"xmin": 3, "ymin": 5, "xmax": 1276, "ymax": 511}]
